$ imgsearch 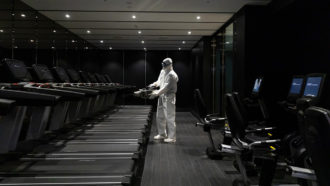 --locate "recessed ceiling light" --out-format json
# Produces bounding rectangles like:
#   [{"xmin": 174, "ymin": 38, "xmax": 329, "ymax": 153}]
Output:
[
  {"xmin": 188, "ymin": 31, "xmax": 192, "ymax": 35},
  {"xmin": 109, "ymin": 47, "xmax": 112, "ymax": 50},
  {"xmin": 182, "ymin": 41, "xmax": 186, "ymax": 44},
  {"xmin": 0, "ymin": 29, "xmax": 3, "ymax": 33},
  {"xmin": 87, "ymin": 30, "xmax": 91, "ymax": 34},
  {"xmin": 100, "ymin": 40, "xmax": 104, "ymax": 43},
  {"xmin": 21, "ymin": 13, "xmax": 26, "ymax": 18},
  {"xmin": 144, "ymin": 47, "xmax": 147, "ymax": 51},
  {"xmin": 138, "ymin": 30, "xmax": 142, "ymax": 34},
  {"xmin": 51, "ymin": 46, "xmax": 55, "ymax": 49},
  {"xmin": 196, "ymin": 16, "xmax": 201, "ymax": 20},
  {"xmin": 84, "ymin": 46, "xmax": 89, "ymax": 50},
  {"xmin": 132, "ymin": 15, "xmax": 136, "ymax": 19},
  {"xmin": 53, "ymin": 29, "xmax": 56, "ymax": 33},
  {"xmin": 72, "ymin": 40, "xmax": 75, "ymax": 43},
  {"xmin": 30, "ymin": 39, "xmax": 34, "ymax": 43},
  {"xmin": 178, "ymin": 48, "xmax": 181, "ymax": 50},
  {"xmin": 141, "ymin": 40, "xmax": 145, "ymax": 44},
  {"xmin": 225, "ymin": 41, "xmax": 230, "ymax": 44},
  {"xmin": 65, "ymin": 14, "xmax": 71, "ymax": 18}
]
